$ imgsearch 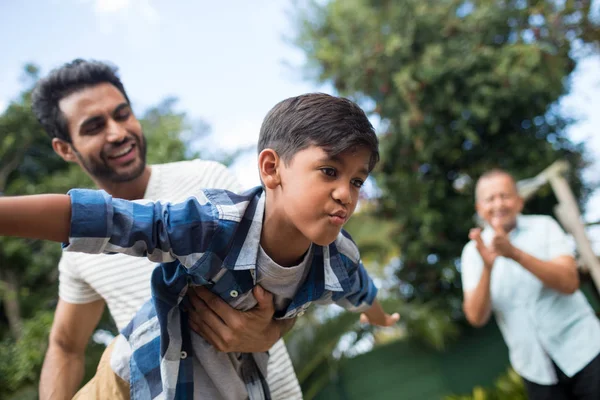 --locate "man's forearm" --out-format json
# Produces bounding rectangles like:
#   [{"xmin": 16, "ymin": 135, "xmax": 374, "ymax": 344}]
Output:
[
  {"xmin": 277, "ymin": 317, "xmax": 296, "ymax": 337},
  {"xmin": 463, "ymin": 266, "xmax": 493, "ymax": 327},
  {"xmin": 39, "ymin": 343, "xmax": 85, "ymax": 400},
  {"xmin": 511, "ymin": 249, "xmax": 579, "ymax": 294},
  {"xmin": 0, "ymin": 194, "xmax": 71, "ymax": 242}
]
